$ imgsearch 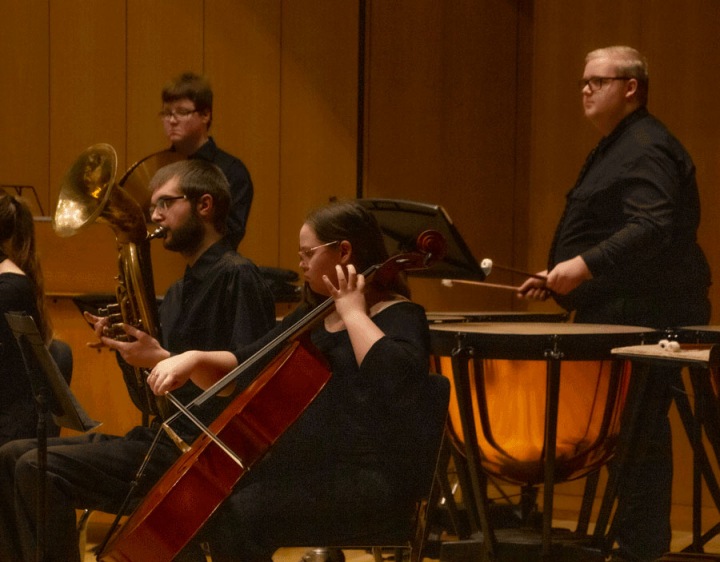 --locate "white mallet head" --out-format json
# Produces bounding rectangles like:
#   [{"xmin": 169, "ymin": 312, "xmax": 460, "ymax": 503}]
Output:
[
  {"xmin": 659, "ymin": 339, "xmax": 681, "ymax": 352},
  {"xmin": 481, "ymin": 258, "xmax": 493, "ymax": 276},
  {"xmin": 441, "ymin": 279, "xmax": 454, "ymax": 287}
]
